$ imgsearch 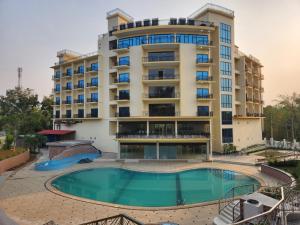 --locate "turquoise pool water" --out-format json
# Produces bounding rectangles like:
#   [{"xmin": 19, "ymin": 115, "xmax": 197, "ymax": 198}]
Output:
[{"xmin": 51, "ymin": 168, "xmax": 260, "ymax": 207}]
